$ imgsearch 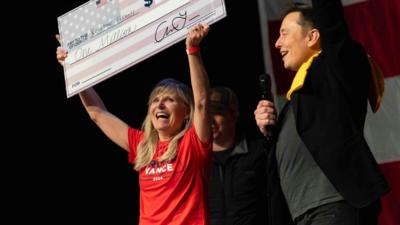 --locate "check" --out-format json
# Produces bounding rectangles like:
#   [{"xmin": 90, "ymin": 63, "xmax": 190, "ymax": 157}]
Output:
[{"xmin": 57, "ymin": 0, "xmax": 226, "ymax": 97}]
